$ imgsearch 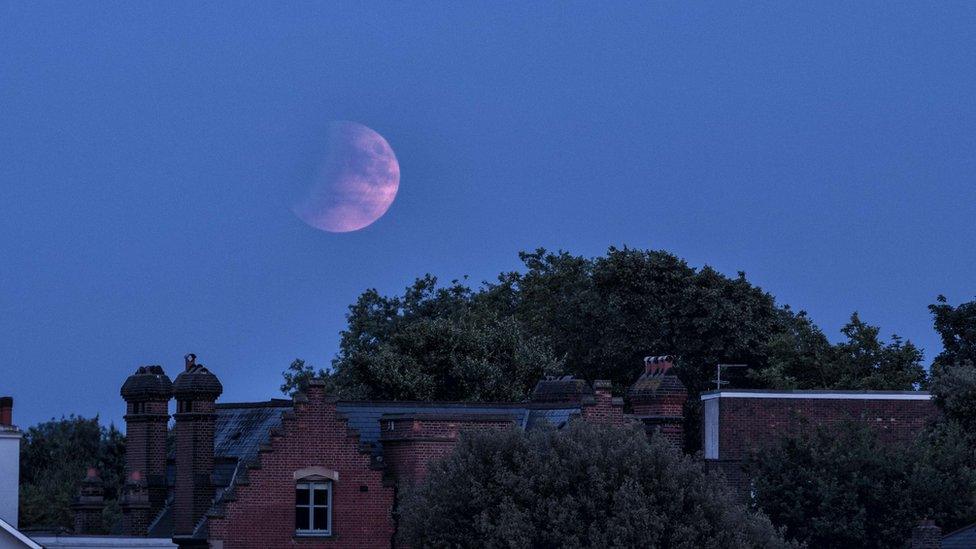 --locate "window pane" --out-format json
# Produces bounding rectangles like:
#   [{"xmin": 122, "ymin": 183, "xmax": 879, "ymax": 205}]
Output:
[
  {"xmin": 313, "ymin": 507, "xmax": 329, "ymax": 531},
  {"xmin": 313, "ymin": 486, "xmax": 329, "ymax": 505},
  {"xmin": 295, "ymin": 488, "xmax": 310, "ymax": 506},
  {"xmin": 295, "ymin": 508, "xmax": 310, "ymax": 530}
]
